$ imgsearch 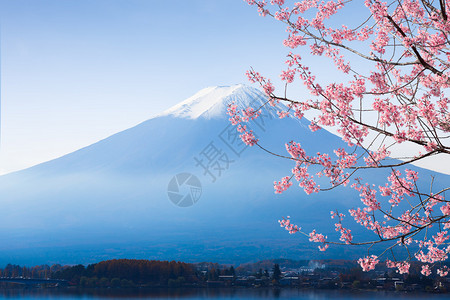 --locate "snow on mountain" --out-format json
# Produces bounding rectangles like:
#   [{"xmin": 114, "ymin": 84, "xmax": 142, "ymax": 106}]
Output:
[{"xmin": 159, "ymin": 84, "xmax": 276, "ymax": 120}]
